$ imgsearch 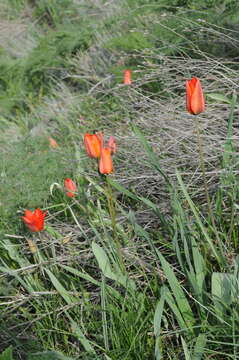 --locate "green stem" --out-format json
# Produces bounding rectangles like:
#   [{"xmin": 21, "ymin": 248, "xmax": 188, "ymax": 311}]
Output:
[
  {"xmin": 195, "ymin": 117, "xmax": 224, "ymax": 256},
  {"xmin": 105, "ymin": 175, "xmax": 125, "ymax": 271}
]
